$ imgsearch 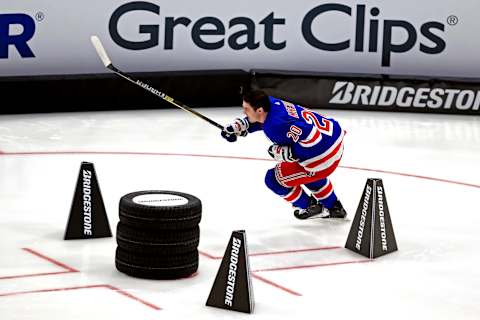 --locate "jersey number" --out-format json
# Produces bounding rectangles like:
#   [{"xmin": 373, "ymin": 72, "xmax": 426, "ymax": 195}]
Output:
[
  {"xmin": 301, "ymin": 110, "xmax": 333, "ymax": 137},
  {"xmin": 287, "ymin": 125, "xmax": 302, "ymax": 142}
]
